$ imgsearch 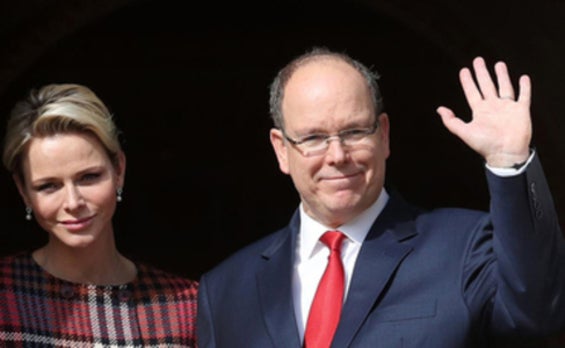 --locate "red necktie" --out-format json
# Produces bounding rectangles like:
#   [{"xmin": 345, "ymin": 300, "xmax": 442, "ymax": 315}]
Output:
[{"xmin": 304, "ymin": 230, "xmax": 346, "ymax": 348}]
